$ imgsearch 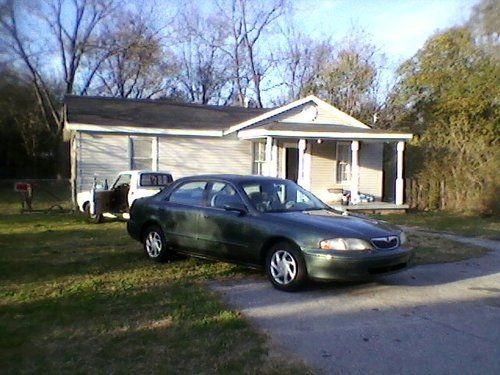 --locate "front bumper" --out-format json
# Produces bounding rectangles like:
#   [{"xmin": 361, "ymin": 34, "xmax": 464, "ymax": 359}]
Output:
[{"xmin": 302, "ymin": 247, "xmax": 414, "ymax": 281}]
